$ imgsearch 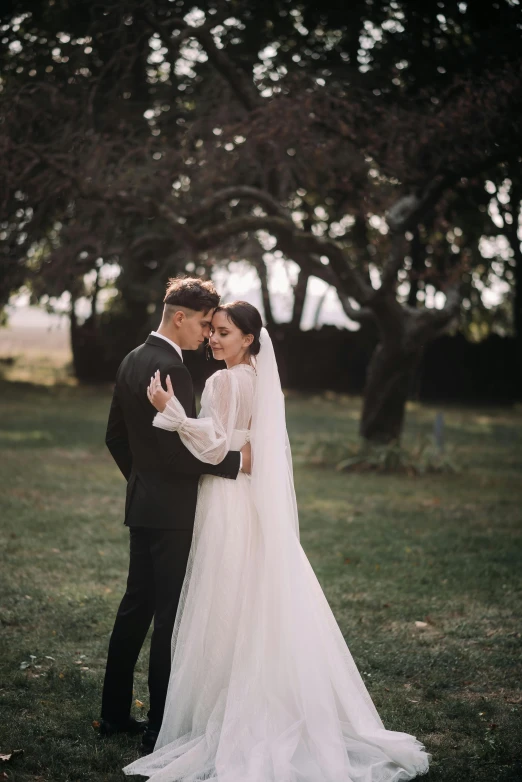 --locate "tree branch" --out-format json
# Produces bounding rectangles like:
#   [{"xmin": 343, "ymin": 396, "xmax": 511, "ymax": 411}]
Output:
[
  {"xmin": 336, "ymin": 295, "xmax": 376, "ymax": 324},
  {"xmin": 143, "ymin": 13, "xmax": 260, "ymax": 113},
  {"xmin": 187, "ymin": 186, "xmax": 290, "ymax": 220},
  {"xmin": 195, "ymin": 213, "xmax": 293, "ymax": 249},
  {"xmin": 407, "ymin": 282, "xmax": 462, "ymax": 346},
  {"xmin": 380, "ymin": 234, "xmax": 408, "ymax": 292},
  {"xmin": 387, "ymin": 148, "xmax": 516, "ymax": 235},
  {"xmin": 196, "ymin": 27, "xmax": 261, "ymax": 112}
]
